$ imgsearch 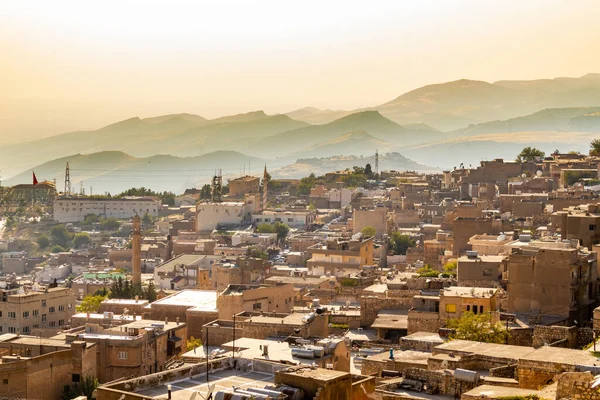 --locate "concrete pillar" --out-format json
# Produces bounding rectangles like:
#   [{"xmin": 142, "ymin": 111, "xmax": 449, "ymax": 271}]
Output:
[{"xmin": 132, "ymin": 215, "xmax": 142, "ymax": 285}]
